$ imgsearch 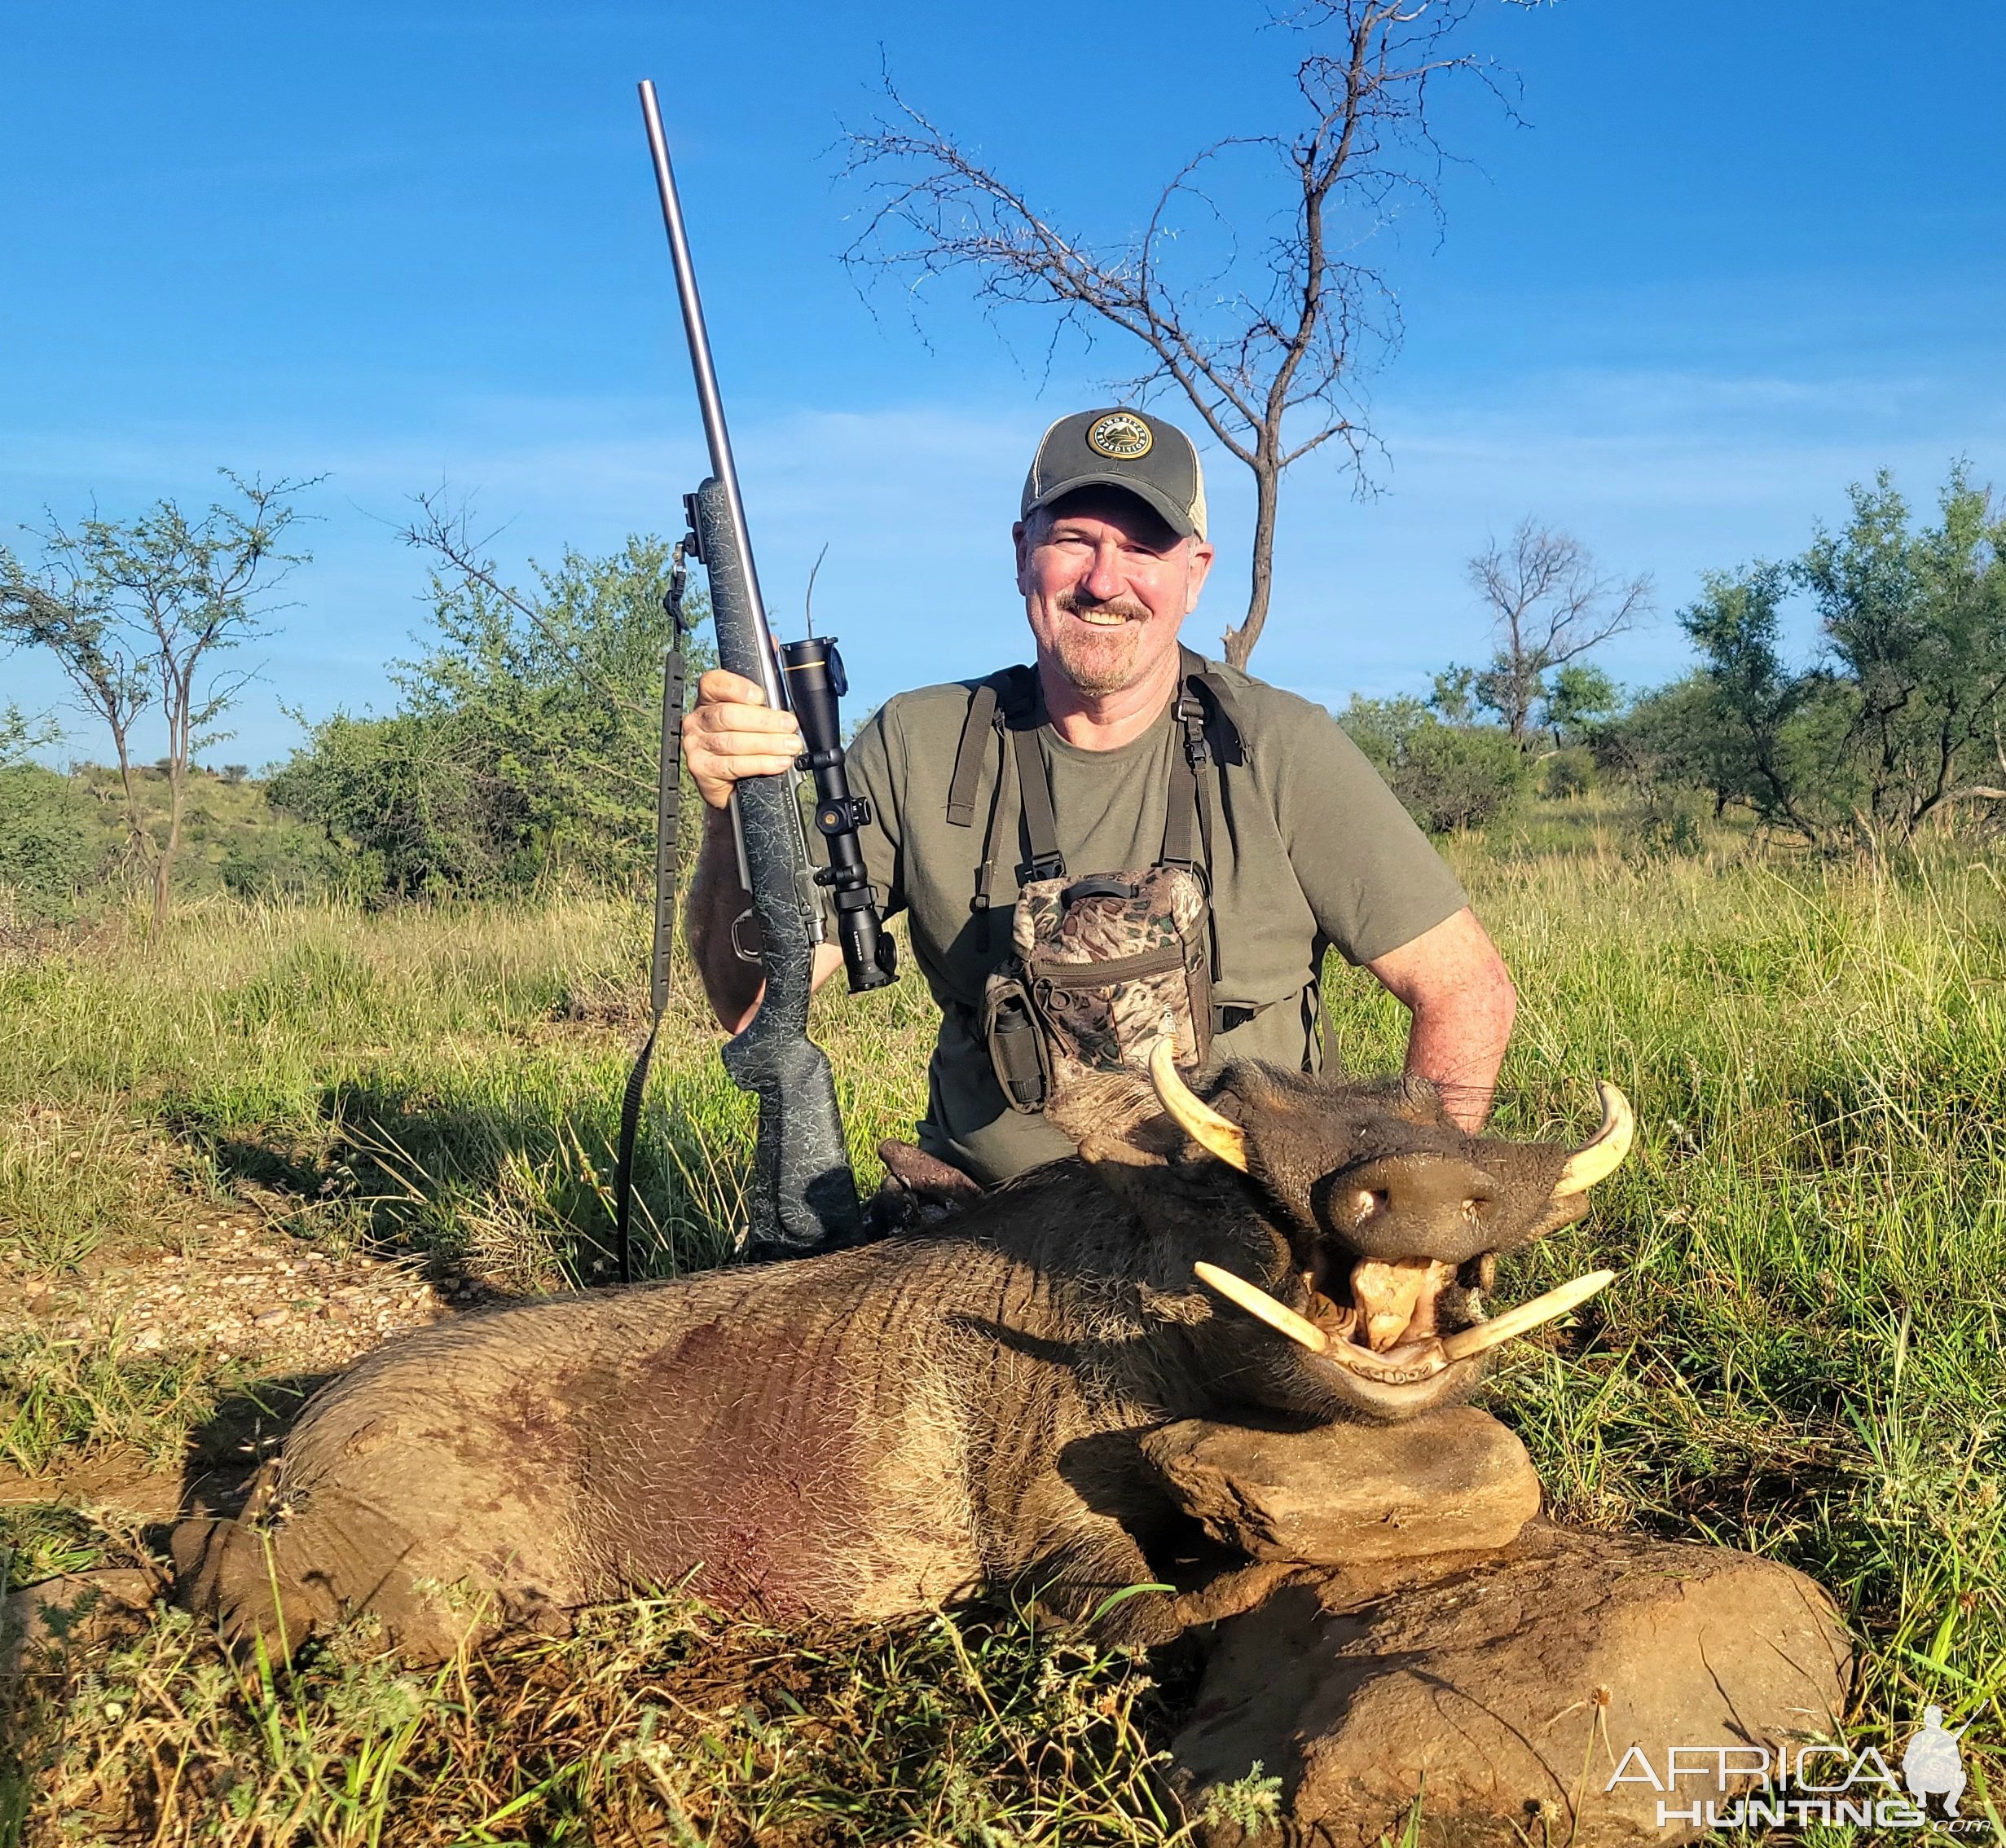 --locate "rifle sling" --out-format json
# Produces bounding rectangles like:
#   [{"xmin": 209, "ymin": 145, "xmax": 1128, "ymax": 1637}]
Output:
[{"xmin": 613, "ymin": 545, "xmax": 688, "ymax": 1286}]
